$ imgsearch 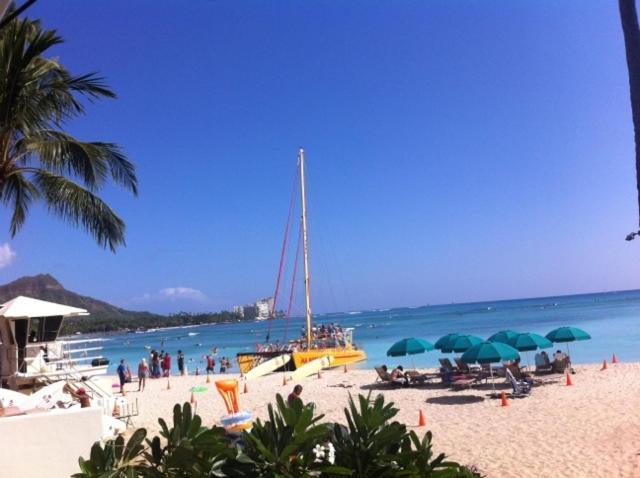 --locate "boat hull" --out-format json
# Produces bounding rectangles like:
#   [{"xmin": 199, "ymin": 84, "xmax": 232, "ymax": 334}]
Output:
[
  {"xmin": 237, "ymin": 347, "xmax": 366, "ymax": 375},
  {"xmin": 292, "ymin": 348, "xmax": 366, "ymax": 369}
]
